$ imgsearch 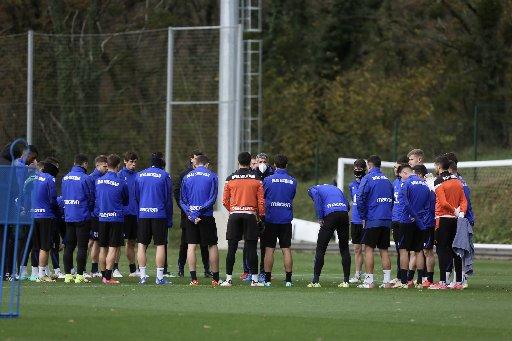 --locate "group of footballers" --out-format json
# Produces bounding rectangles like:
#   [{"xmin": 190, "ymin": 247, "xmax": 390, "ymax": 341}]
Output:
[{"xmin": 1, "ymin": 142, "xmax": 473, "ymax": 290}]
